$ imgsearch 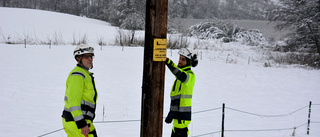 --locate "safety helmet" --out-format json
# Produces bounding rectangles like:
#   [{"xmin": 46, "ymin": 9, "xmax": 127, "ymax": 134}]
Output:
[
  {"xmin": 73, "ymin": 44, "xmax": 94, "ymax": 57},
  {"xmin": 178, "ymin": 48, "xmax": 193, "ymax": 59},
  {"xmin": 178, "ymin": 48, "xmax": 198, "ymax": 67}
]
